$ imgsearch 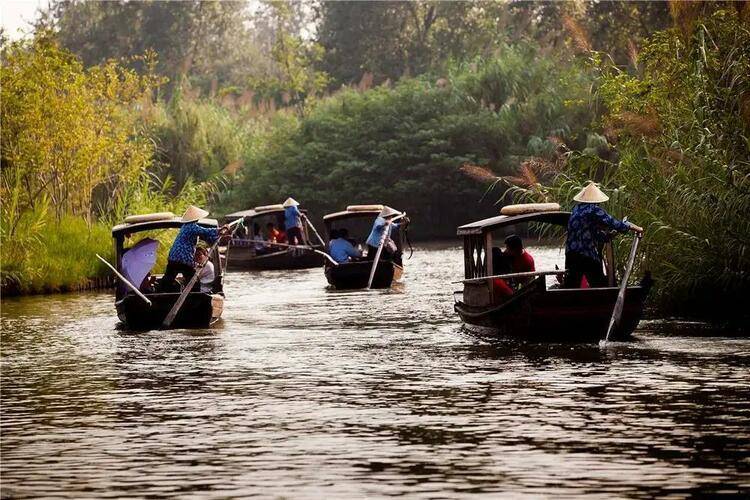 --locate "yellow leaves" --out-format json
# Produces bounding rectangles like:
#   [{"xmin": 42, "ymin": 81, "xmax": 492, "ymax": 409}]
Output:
[{"xmin": 1, "ymin": 35, "xmax": 157, "ymax": 229}]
